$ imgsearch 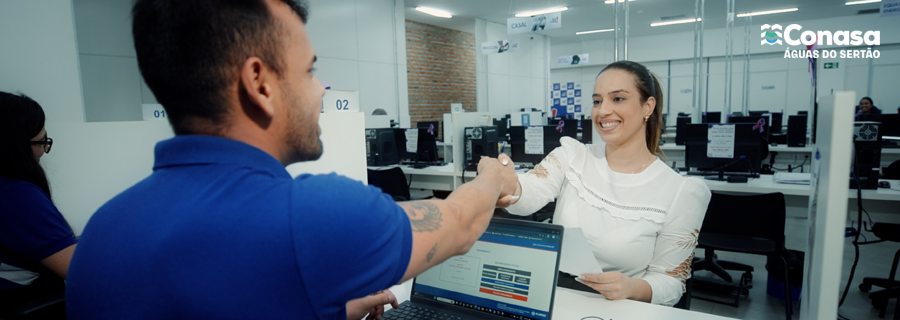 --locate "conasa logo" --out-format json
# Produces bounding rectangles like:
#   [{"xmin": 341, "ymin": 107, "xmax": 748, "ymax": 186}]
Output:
[{"xmin": 761, "ymin": 24, "xmax": 783, "ymax": 45}]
